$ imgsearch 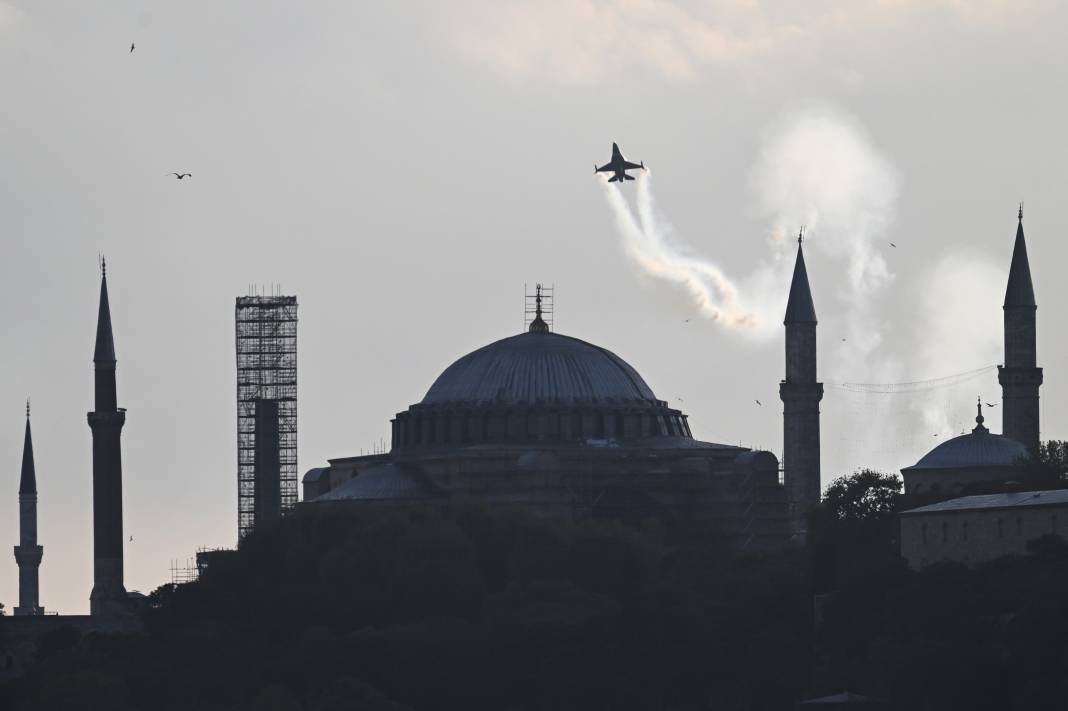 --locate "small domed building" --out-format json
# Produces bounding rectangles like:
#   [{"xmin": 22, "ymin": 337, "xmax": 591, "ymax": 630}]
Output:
[
  {"xmin": 303, "ymin": 295, "xmax": 791, "ymax": 547},
  {"xmin": 899, "ymin": 209, "xmax": 1043, "ymax": 505},
  {"xmin": 901, "ymin": 401, "xmax": 1030, "ymax": 498}
]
